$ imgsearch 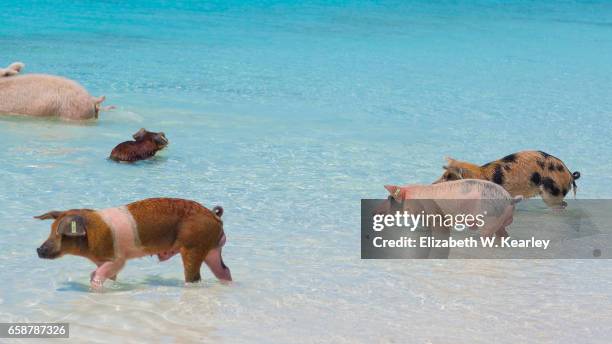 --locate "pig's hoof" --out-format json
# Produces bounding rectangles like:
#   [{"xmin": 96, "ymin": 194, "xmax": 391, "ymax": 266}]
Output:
[
  {"xmin": 551, "ymin": 204, "xmax": 567, "ymax": 213},
  {"xmin": 90, "ymin": 278, "xmax": 104, "ymax": 291},
  {"xmin": 90, "ymin": 271, "xmax": 104, "ymax": 291}
]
